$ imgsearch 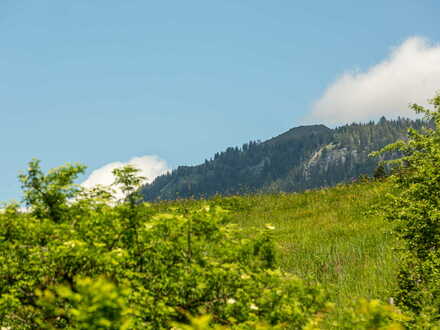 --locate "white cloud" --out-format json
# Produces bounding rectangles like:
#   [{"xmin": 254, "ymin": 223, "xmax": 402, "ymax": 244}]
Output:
[
  {"xmin": 306, "ymin": 37, "xmax": 440, "ymax": 126},
  {"xmin": 81, "ymin": 155, "xmax": 170, "ymax": 200}
]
